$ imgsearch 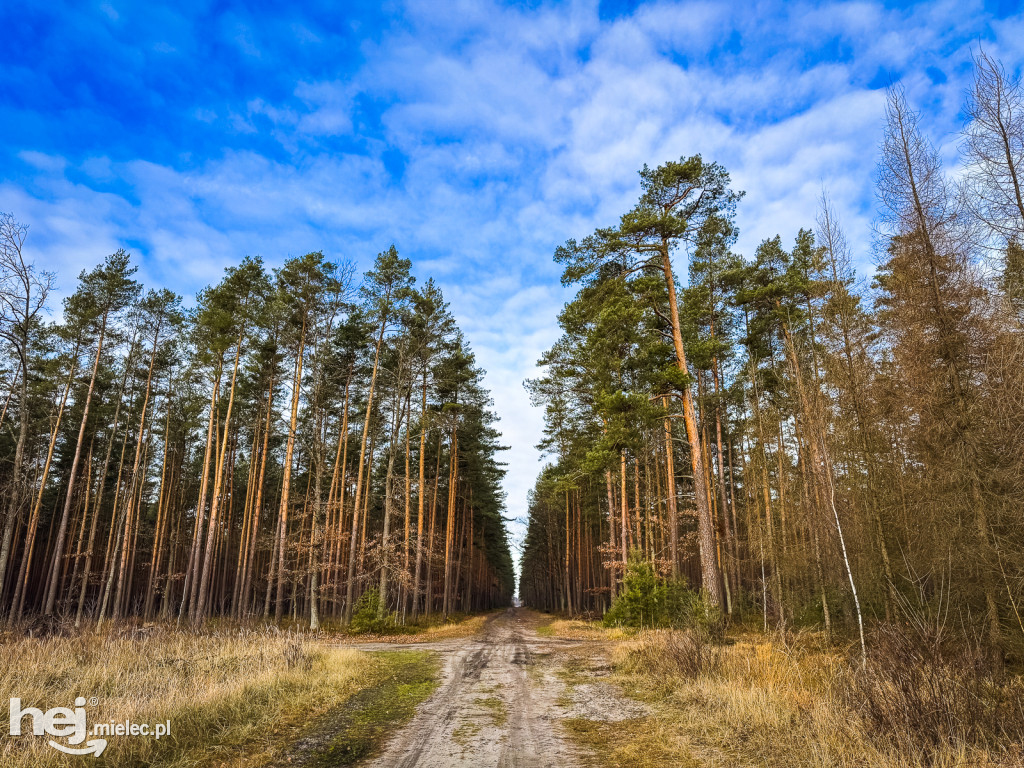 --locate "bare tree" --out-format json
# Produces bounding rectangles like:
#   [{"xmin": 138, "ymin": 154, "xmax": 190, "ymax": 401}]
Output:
[
  {"xmin": 0, "ymin": 213, "xmax": 54, "ymax": 606},
  {"xmin": 878, "ymin": 85, "xmax": 1004, "ymax": 661},
  {"xmin": 963, "ymin": 50, "xmax": 1024, "ymax": 242}
]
